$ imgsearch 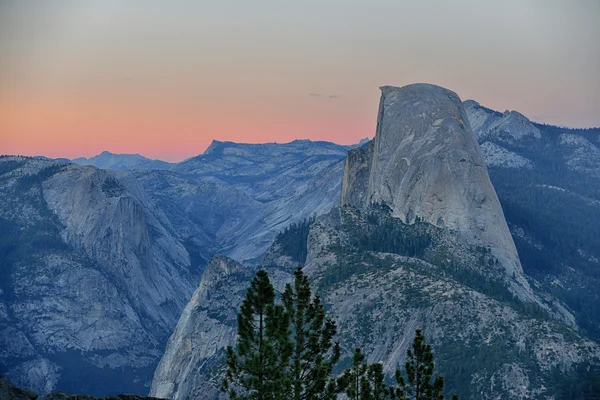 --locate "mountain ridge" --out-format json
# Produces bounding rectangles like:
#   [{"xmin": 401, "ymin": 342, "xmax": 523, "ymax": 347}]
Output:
[{"xmin": 150, "ymin": 84, "xmax": 600, "ymax": 399}]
